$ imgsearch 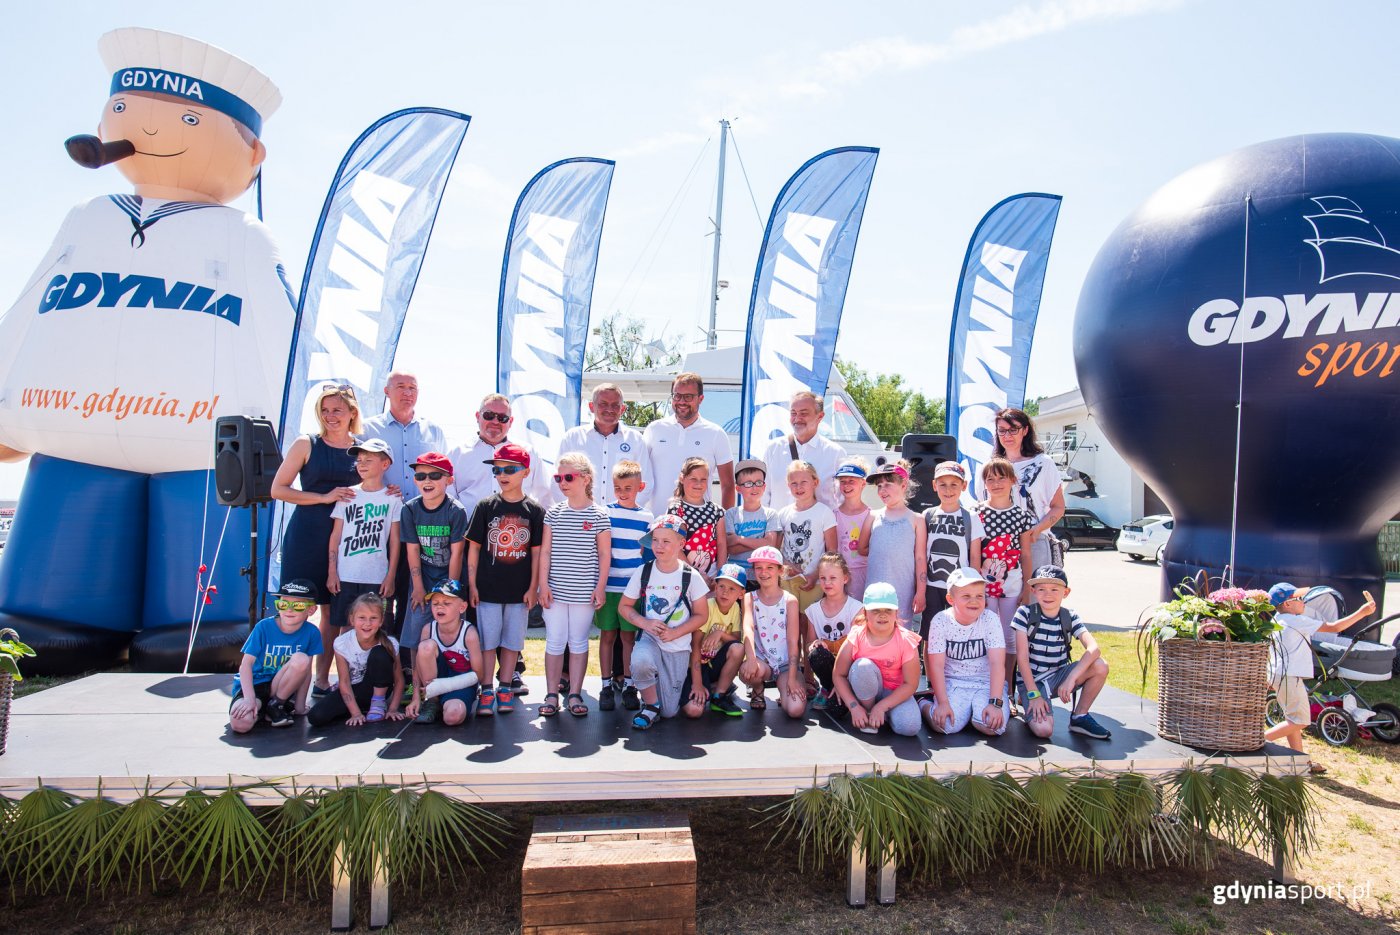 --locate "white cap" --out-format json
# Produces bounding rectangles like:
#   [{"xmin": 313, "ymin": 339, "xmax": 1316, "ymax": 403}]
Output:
[
  {"xmin": 946, "ymin": 566, "xmax": 987, "ymax": 589},
  {"xmin": 99, "ymin": 27, "xmax": 281, "ymax": 137}
]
